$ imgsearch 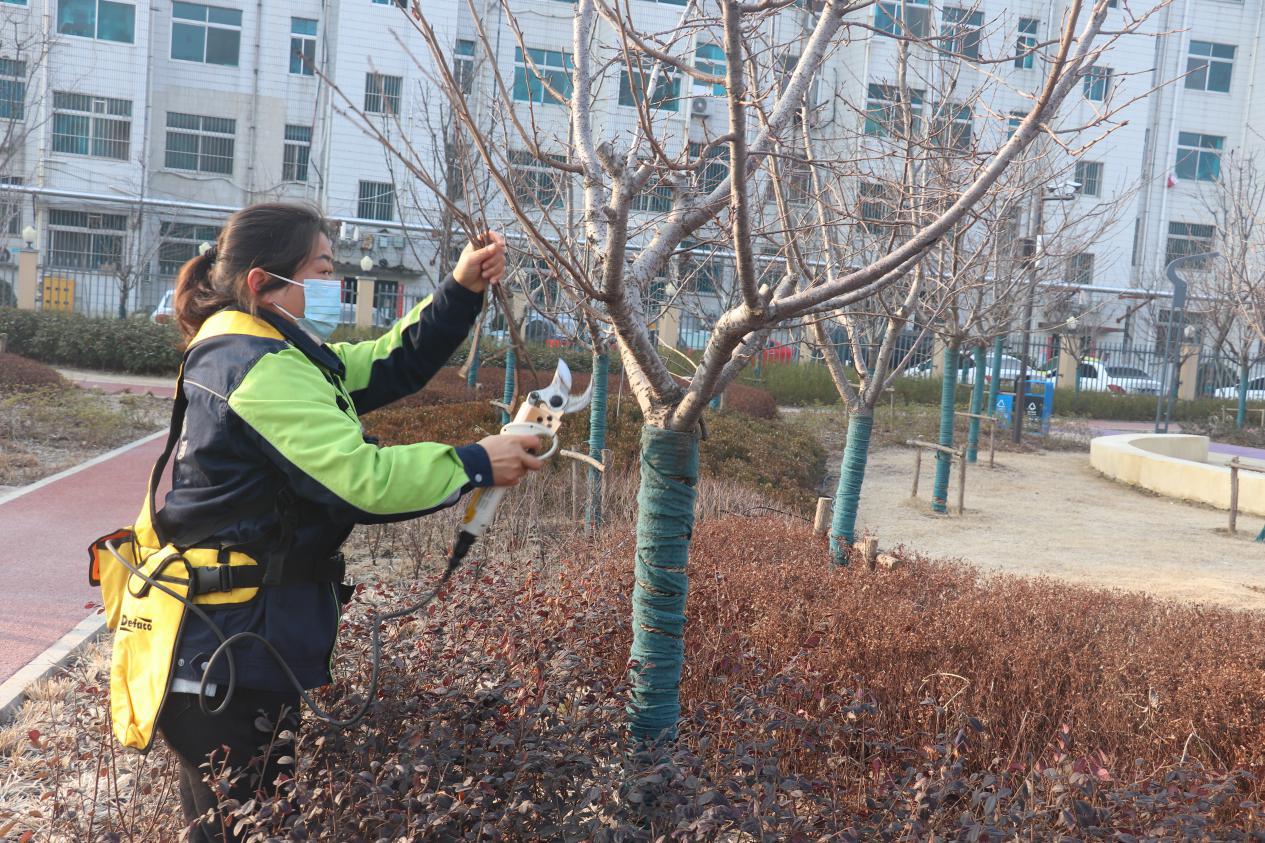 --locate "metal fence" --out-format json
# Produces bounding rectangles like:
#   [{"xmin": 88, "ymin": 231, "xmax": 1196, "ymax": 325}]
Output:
[{"xmin": 36, "ymin": 267, "xmax": 175, "ymax": 319}]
